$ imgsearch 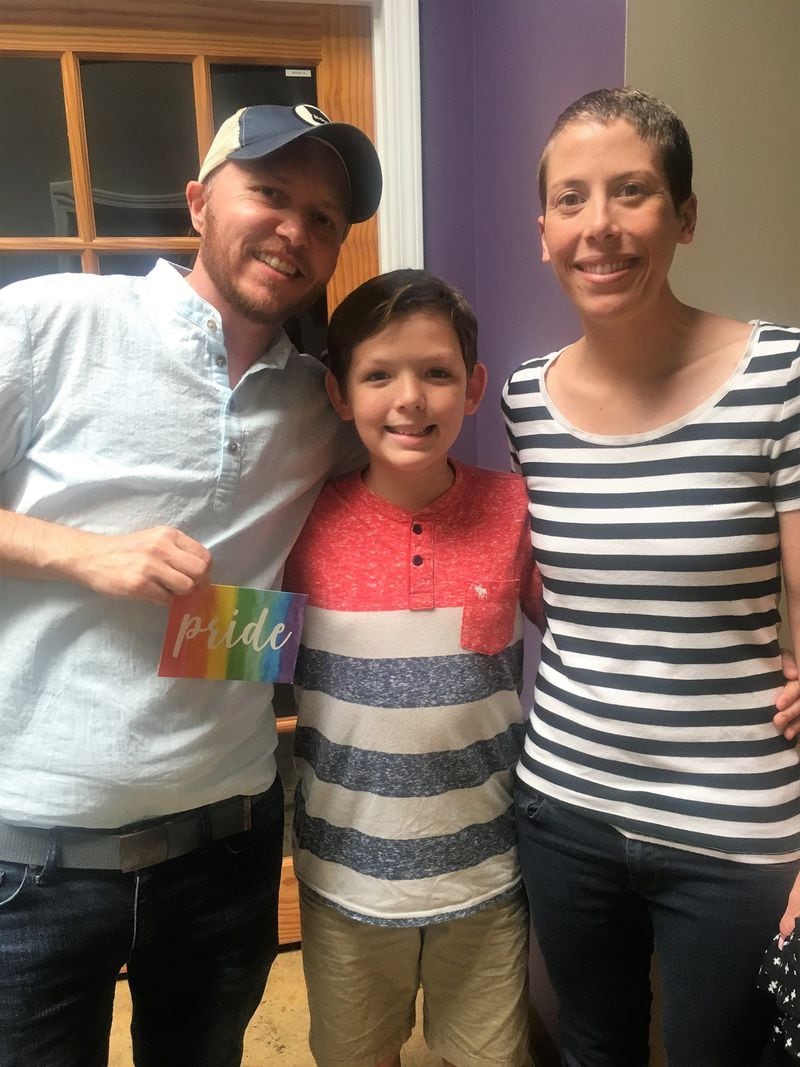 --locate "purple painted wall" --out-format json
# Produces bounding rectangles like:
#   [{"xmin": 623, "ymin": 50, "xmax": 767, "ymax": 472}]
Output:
[
  {"xmin": 419, "ymin": 0, "xmax": 627, "ymax": 468},
  {"xmin": 419, "ymin": 0, "xmax": 479, "ymax": 462},
  {"xmin": 418, "ymin": 5, "xmax": 626, "ymax": 1053}
]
